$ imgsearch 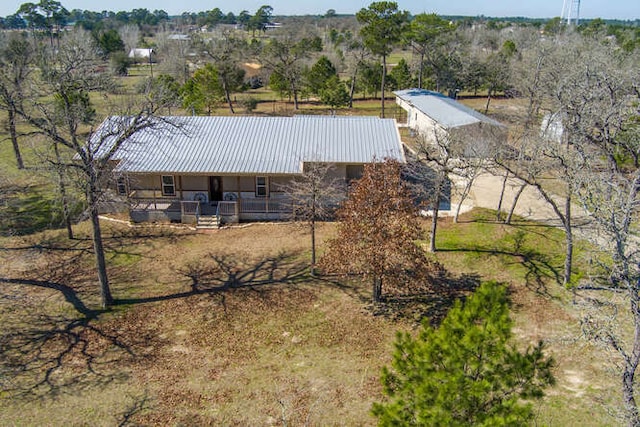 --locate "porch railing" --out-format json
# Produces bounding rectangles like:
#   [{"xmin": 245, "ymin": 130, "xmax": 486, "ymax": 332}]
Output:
[
  {"xmin": 179, "ymin": 200, "xmax": 201, "ymax": 224},
  {"xmin": 131, "ymin": 196, "xmax": 292, "ymax": 220},
  {"xmin": 181, "ymin": 201, "xmax": 201, "ymax": 218},
  {"xmin": 130, "ymin": 197, "xmax": 180, "ymax": 211},
  {"xmin": 218, "ymin": 201, "xmax": 237, "ymax": 216},
  {"xmin": 240, "ymin": 198, "xmax": 291, "ymax": 213}
]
